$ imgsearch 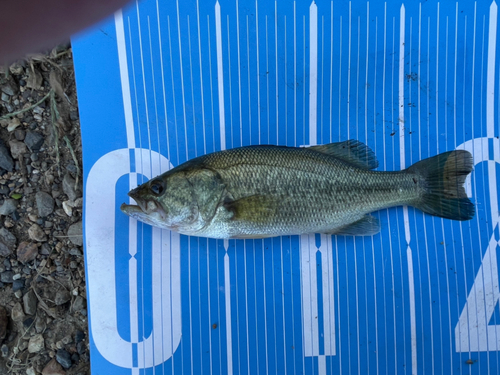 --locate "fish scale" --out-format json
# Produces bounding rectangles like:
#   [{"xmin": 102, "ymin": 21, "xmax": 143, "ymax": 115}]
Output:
[
  {"xmin": 200, "ymin": 147, "xmax": 417, "ymax": 237},
  {"xmin": 121, "ymin": 141, "xmax": 475, "ymax": 239}
]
